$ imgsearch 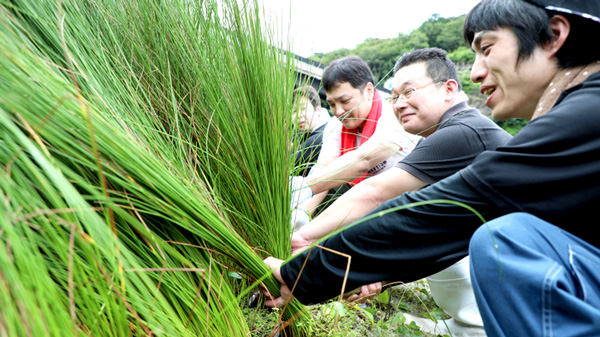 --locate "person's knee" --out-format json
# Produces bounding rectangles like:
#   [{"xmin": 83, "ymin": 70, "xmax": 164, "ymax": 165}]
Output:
[
  {"xmin": 470, "ymin": 213, "xmax": 537, "ymax": 278},
  {"xmin": 470, "ymin": 213, "xmax": 536, "ymax": 252}
]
